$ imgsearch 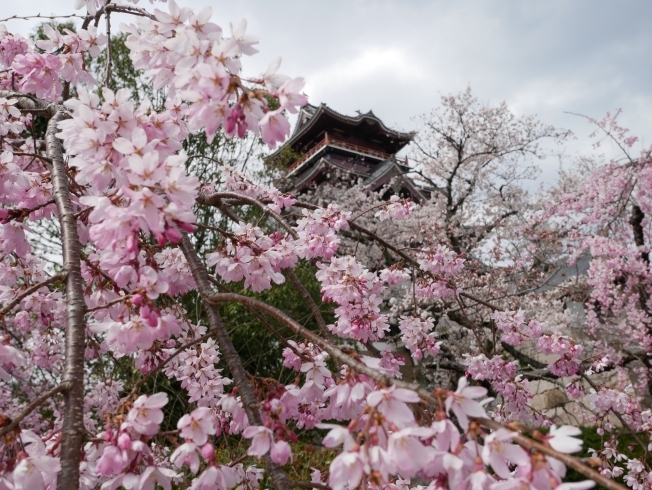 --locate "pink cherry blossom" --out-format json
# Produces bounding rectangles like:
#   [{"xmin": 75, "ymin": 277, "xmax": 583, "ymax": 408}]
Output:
[
  {"xmin": 270, "ymin": 440, "xmax": 292, "ymax": 465},
  {"xmin": 445, "ymin": 377, "xmax": 489, "ymax": 430},
  {"xmin": 367, "ymin": 386, "xmax": 420, "ymax": 428},
  {"xmin": 242, "ymin": 426, "xmax": 274, "ymax": 457},
  {"xmin": 178, "ymin": 407, "xmax": 217, "ymax": 445},
  {"xmin": 546, "ymin": 425, "xmax": 584, "ymax": 454},
  {"xmin": 125, "ymin": 392, "xmax": 169, "ymax": 435},
  {"xmin": 482, "ymin": 429, "xmax": 529, "ymax": 479},
  {"xmin": 171, "ymin": 442, "xmax": 201, "ymax": 473}
]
